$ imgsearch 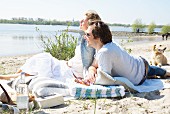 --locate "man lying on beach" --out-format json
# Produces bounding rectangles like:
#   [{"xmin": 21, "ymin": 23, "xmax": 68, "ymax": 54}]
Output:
[
  {"xmin": 84, "ymin": 20, "xmax": 170, "ymax": 85},
  {"xmin": 0, "ymin": 10, "xmax": 101, "ymax": 82}
]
